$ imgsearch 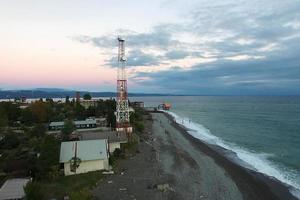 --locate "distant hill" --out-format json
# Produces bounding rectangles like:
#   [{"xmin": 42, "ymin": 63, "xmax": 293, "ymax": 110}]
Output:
[{"xmin": 0, "ymin": 88, "xmax": 171, "ymax": 99}]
